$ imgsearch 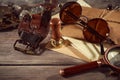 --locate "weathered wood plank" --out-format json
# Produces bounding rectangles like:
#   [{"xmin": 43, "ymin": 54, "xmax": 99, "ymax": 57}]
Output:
[
  {"xmin": 0, "ymin": 66, "xmax": 118, "ymax": 80},
  {"xmin": 0, "ymin": 49, "xmax": 84, "ymax": 65}
]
